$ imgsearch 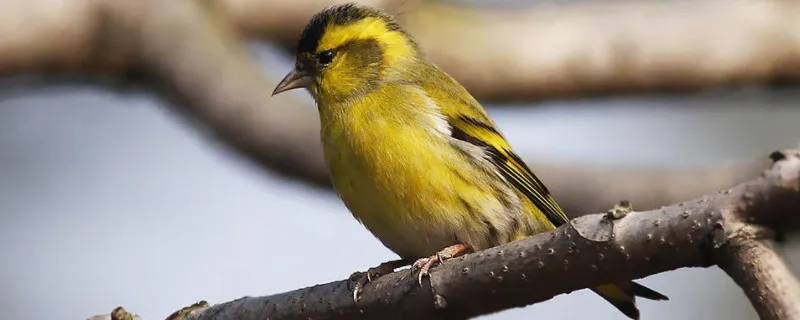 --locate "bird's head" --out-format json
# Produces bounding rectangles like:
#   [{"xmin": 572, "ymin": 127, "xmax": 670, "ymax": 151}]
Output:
[{"xmin": 272, "ymin": 3, "xmax": 420, "ymax": 102}]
